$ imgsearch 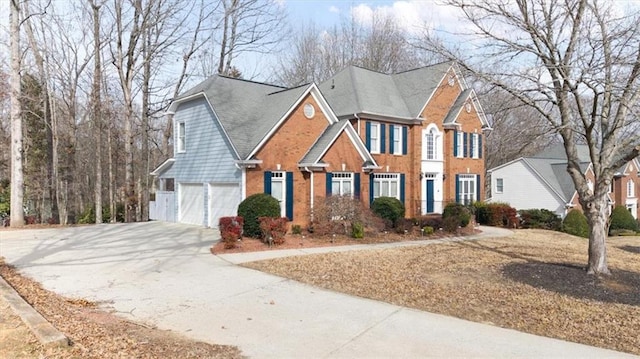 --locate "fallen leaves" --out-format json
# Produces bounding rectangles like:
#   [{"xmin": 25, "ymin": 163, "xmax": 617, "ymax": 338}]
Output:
[
  {"xmin": 245, "ymin": 229, "xmax": 640, "ymax": 355},
  {"xmin": 0, "ymin": 259, "xmax": 243, "ymax": 359}
]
